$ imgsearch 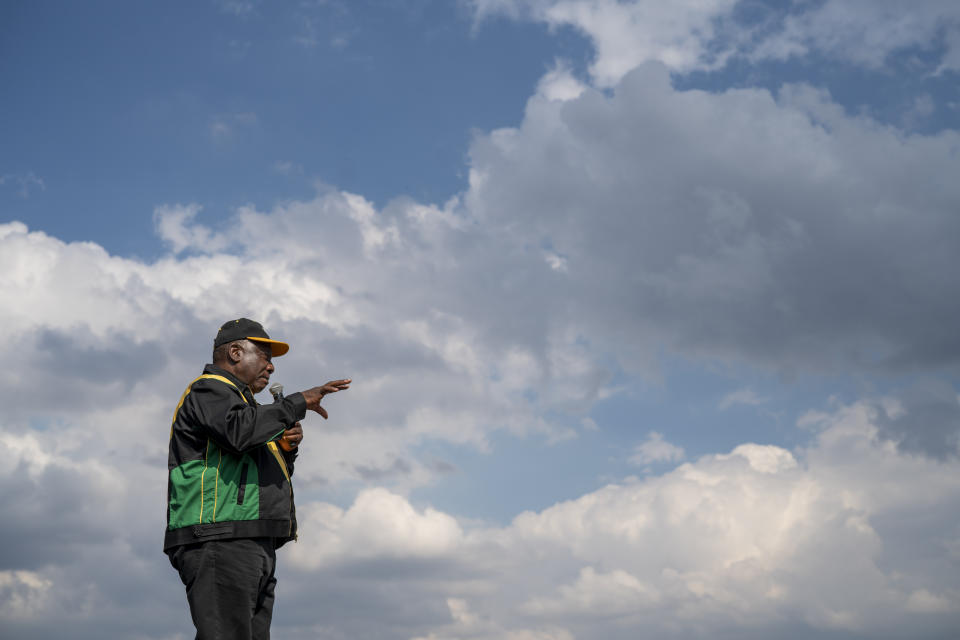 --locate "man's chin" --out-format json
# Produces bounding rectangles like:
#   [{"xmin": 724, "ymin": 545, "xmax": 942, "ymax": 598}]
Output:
[{"xmin": 251, "ymin": 379, "xmax": 269, "ymax": 394}]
